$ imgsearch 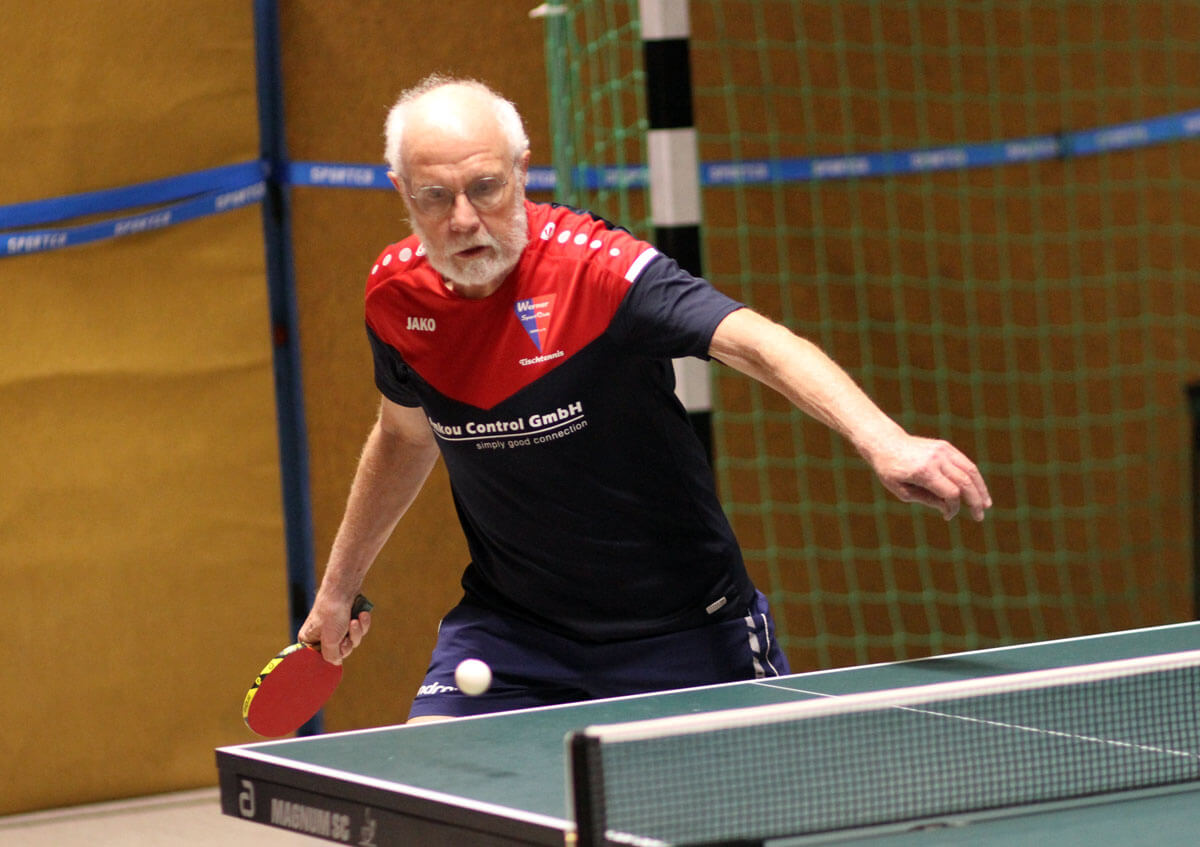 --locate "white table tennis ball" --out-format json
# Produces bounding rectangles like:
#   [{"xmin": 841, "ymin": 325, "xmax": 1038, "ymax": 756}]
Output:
[{"xmin": 455, "ymin": 658, "xmax": 492, "ymax": 696}]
